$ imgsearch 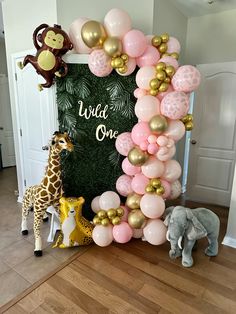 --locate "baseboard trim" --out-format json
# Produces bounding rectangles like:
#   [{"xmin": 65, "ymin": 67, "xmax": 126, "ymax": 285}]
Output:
[{"xmin": 222, "ymin": 235, "xmax": 236, "ymax": 249}]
